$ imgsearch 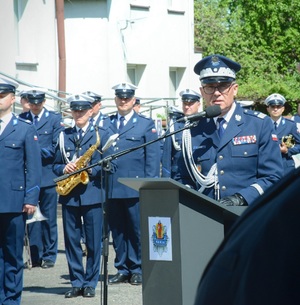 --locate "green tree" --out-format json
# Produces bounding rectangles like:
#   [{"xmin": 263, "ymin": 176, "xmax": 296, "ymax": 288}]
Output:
[{"xmin": 194, "ymin": 0, "xmax": 300, "ymax": 114}]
